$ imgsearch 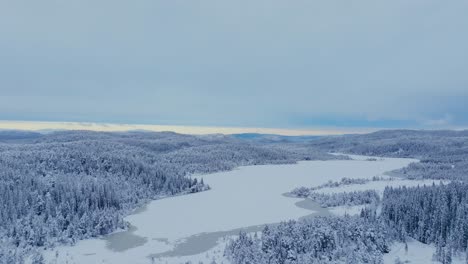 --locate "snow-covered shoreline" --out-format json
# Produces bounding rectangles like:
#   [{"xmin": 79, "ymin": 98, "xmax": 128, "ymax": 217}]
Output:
[{"xmin": 43, "ymin": 155, "xmax": 418, "ymax": 264}]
